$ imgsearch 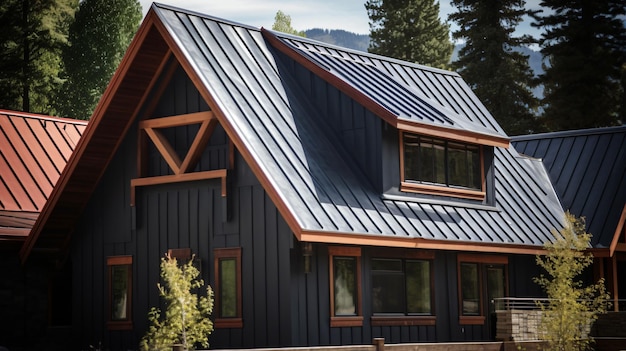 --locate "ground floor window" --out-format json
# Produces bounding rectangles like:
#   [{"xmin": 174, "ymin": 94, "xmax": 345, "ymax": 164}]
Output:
[
  {"xmin": 370, "ymin": 250, "xmax": 435, "ymax": 326},
  {"xmin": 214, "ymin": 247, "xmax": 242, "ymax": 328},
  {"xmin": 107, "ymin": 256, "xmax": 133, "ymax": 330},
  {"xmin": 458, "ymin": 254, "xmax": 508, "ymax": 325},
  {"xmin": 329, "ymin": 246, "xmax": 363, "ymax": 327}
]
